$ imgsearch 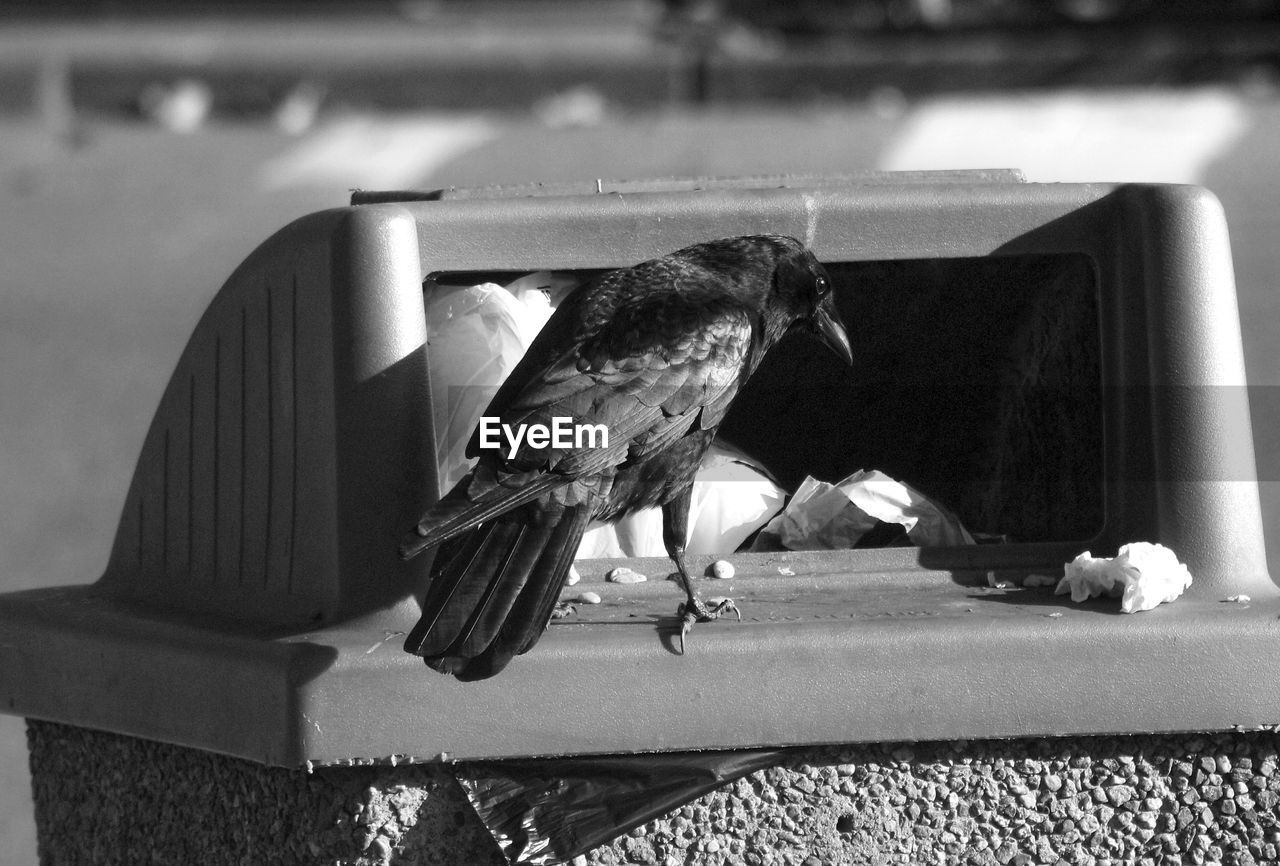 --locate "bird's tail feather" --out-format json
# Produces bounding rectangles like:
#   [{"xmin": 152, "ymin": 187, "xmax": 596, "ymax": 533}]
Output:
[
  {"xmin": 406, "ymin": 520, "xmax": 526, "ymax": 657},
  {"xmin": 504, "ymin": 502, "xmax": 593, "ymax": 658},
  {"xmin": 404, "ymin": 501, "xmax": 591, "ymax": 680},
  {"xmin": 399, "ymin": 472, "xmax": 566, "ymax": 560}
]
